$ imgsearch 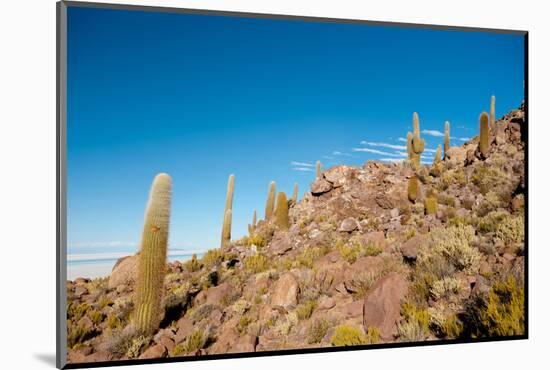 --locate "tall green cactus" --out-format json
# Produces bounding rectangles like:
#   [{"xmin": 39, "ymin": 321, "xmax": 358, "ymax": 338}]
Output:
[
  {"xmin": 134, "ymin": 173, "xmax": 172, "ymax": 335},
  {"xmin": 316, "ymin": 161, "xmax": 321, "ymax": 179},
  {"xmin": 490, "ymin": 95, "xmax": 496, "ymax": 129},
  {"xmin": 424, "ymin": 189, "xmax": 438, "ymax": 215},
  {"xmin": 408, "ymin": 112, "xmax": 425, "ymax": 168},
  {"xmin": 220, "ymin": 174, "xmax": 234, "ymax": 249},
  {"xmin": 479, "ymin": 112, "xmax": 490, "ymax": 159},
  {"xmin": 221, "ymin": 209, "xmax": 232, "ymax": 249},
  {"xmin": 252, "ymin": 209, "xmax": 257, "ymax": 228},
  {"xmin": 248, "ymin": 210, "xmax": 257, "ymax": 235},
  {"xmin": 406, "ymin": 132, "xmax": 413, "ymax": 160},
  {"xmin": 274, "ymin": 192, "xmax": 289, "ymax": 229},
  {"xmin": 292, "ymin": 183, "xmax": 298, "ymax": 203},
  {"xmin": 430, "ymin": 144, "xmax": 443, "ymax": 177},
  {"xmin": 265, "ymin": 181, "xmax": 276, "ymax": 219},
  {"xmin": 444, "ymin": 121, "xmax": 450, "ymax": 157},
  {"xmin": 408, "ymin": 175, "xmax": 419, "ymax": 203}
]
